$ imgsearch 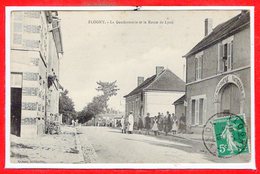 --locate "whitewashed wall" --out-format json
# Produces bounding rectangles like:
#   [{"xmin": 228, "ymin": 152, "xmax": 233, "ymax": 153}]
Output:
[{"xmin": 145, "ymin": 91, "xmax": 185, "ymax": 117}]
